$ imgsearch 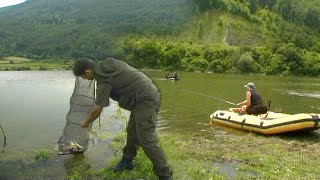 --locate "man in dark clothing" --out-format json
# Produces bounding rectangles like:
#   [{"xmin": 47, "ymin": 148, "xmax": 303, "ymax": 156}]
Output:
[
  {"xmin": 229, "ymin": 82, "xmax": 267, "ymax": 115},
  {"xmin": 73, "ymin": 57, "xmax": 172, "ymax": 180},
  {"xmin": 237, "ymin": 82, "xmax": 266, "ymax": 115}
]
